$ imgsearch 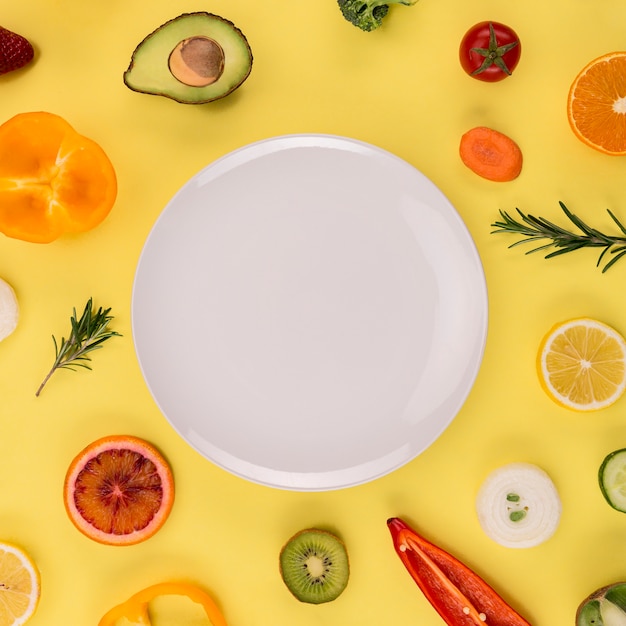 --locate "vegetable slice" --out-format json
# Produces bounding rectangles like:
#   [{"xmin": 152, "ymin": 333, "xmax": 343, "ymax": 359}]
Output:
[
  {"xmin": 459, "ymin": 127, "xmax": 522, "ymax": 182},
  {"xmin": 387, "ymin": 517, "xmax": 531, "ymax": 626},
  {"xmin": 98, "ymin": 582, "xmax": 228, "ymax": 626},
  {"xmin": 0, "ymin": 277, "xmax": 18, "ymax": 342},
  {"xmin": 599, "ymin": 449, "xmax": 626, "ymax": 512},
  {"xmin": 476, "ymin": 463, "xmax": 561, "ymax": 548}
]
